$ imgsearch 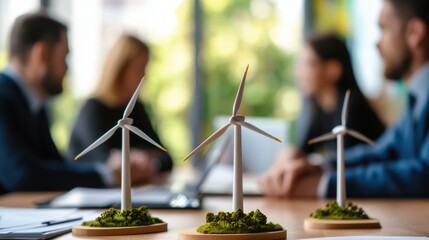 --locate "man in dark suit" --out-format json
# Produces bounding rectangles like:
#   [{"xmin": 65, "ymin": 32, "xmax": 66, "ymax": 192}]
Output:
[
  {"xmin": 259, "ymin": 0, "xmax": 429, "ymax": 198},
  {"xmin": 0, "ymin": 13, "xmax": 148, "ymax": 194}
]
